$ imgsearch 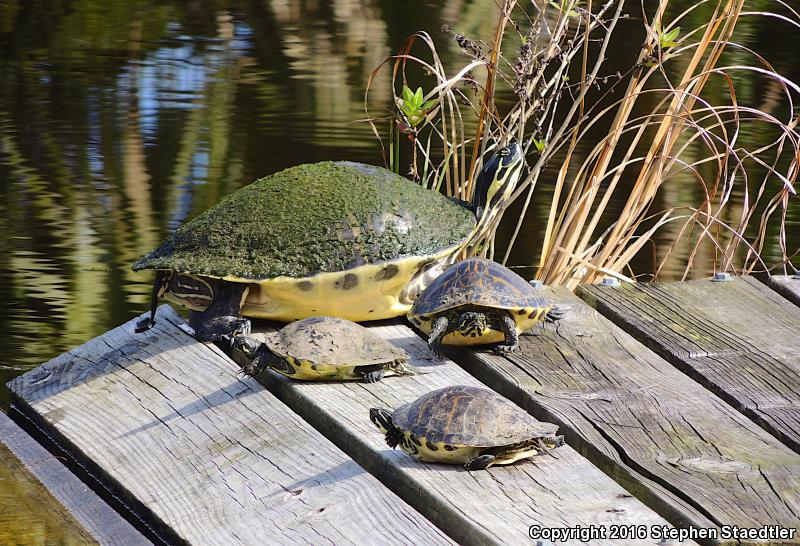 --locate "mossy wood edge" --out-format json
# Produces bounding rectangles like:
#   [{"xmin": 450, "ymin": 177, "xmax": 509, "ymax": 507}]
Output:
[
  {"xmin": 241, "ymin": 323, "xmax": 681, "ymax": 546},
  {"xmin": 6, "ymin": 306, "xmax": 452, "ymax": 546},
  {"xmin": 581, "ymin": 277, "xmax": 800, "ymax": 454},
  {"xmin": 449, "ymin": 287, "xmax": 800, "ymax": 544}
]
